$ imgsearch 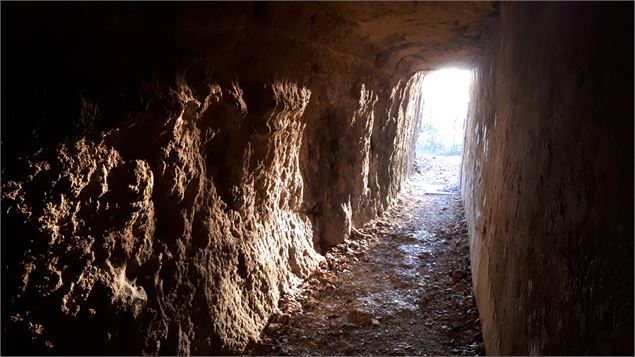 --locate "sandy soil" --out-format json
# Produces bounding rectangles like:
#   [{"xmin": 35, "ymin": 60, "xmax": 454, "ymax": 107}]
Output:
[{"xmin": 246, "ymin": 155, "xmax": 484, "ymax": 356}]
